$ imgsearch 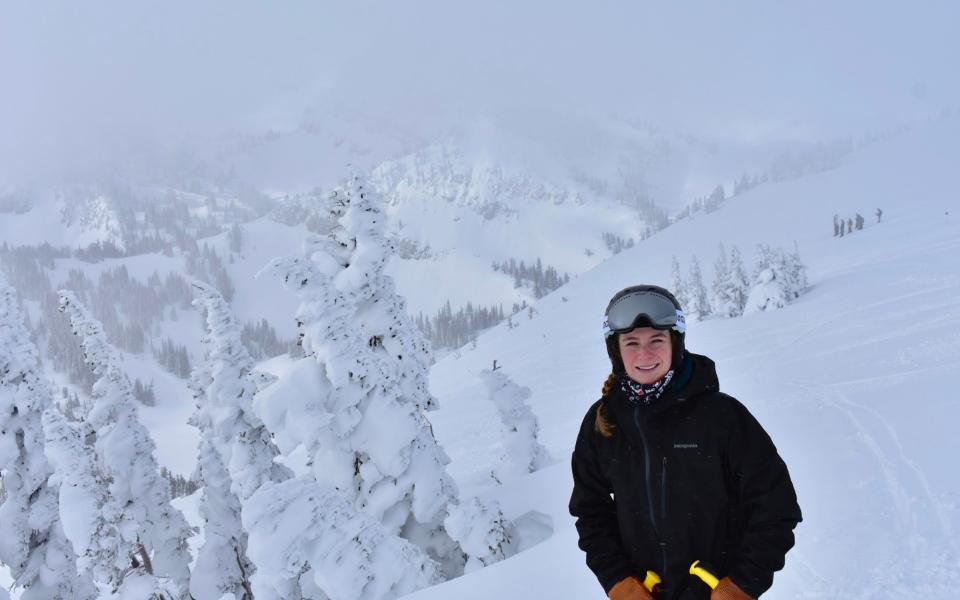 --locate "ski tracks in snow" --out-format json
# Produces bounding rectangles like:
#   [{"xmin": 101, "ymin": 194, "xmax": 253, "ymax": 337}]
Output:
[{"xmin": 785, "ymin": 380, "xmax": 960, "ymax": 597}]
